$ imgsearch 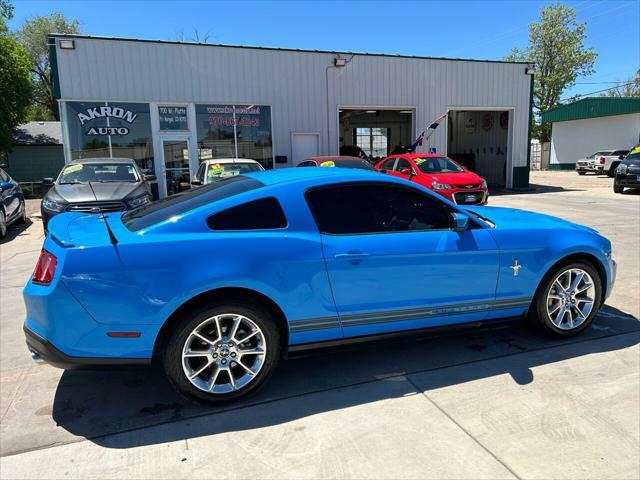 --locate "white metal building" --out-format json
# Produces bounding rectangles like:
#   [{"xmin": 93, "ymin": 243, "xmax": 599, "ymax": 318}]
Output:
[
  {"xmin": 50, "ymin": 34, "xmax": 533, "ymax": 198},
  {"xmin": 542, "ymin": 97, "xmax": 640, "ymax": 170}
]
